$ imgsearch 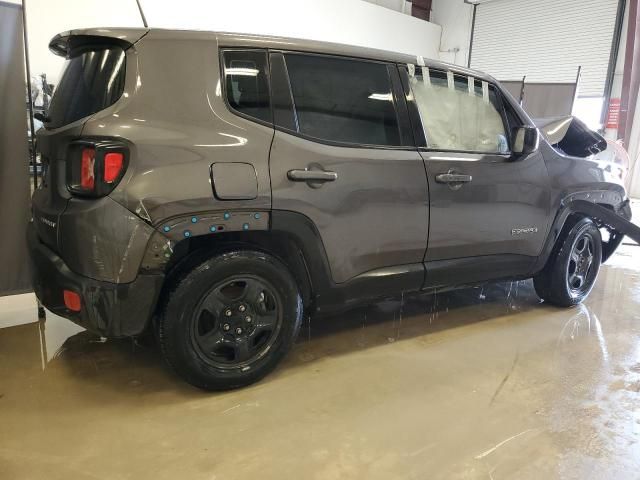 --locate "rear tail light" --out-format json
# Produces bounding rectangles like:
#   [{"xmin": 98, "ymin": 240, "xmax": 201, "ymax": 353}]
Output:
[
  {"xmin": 67, "ymin": 140, "xmax": 128, "ymax": 196},
  {"xmin": 103, "ymin": 152, "xmax": 124, "ymax": 183},
  {"xmin": 80, "ymin": 148, "xmax": 96, "ymax": 190},
  {"xmin": 63, "ymin": 290, "xmax": 81, "ymax": 312}
]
